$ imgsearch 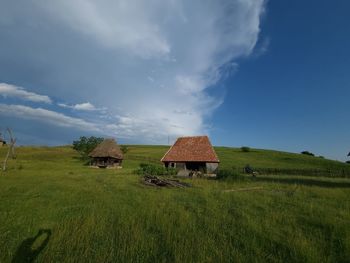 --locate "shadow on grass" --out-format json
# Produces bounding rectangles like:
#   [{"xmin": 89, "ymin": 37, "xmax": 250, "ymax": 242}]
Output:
[
  {"xmin": 12, "ymin": 229, "xmax": 51, "ymax": 263},
  {"xmin": 253, "ymin": 176, "xmax": 350, "ymax": 188}
]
